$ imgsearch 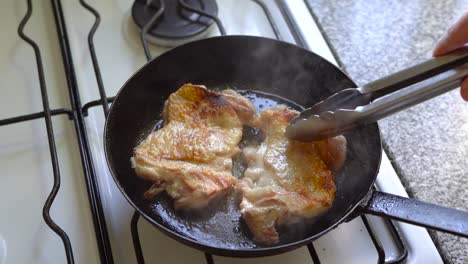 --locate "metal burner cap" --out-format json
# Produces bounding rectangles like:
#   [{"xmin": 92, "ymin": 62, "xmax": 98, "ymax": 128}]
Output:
[{"xmin": 132, "ymin": 0, "xmax": 218, "ymax": 47}]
